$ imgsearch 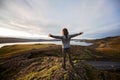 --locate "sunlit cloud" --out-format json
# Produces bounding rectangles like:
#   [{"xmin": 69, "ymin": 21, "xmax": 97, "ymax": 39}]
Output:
[
  {"xmin": 0, "ymin": 0, "xmax": 120, "ymax": 39},
  {"xmin": 0, "ymin": 27, "xmax": 48, "ymax": 39}
]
